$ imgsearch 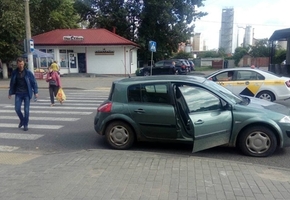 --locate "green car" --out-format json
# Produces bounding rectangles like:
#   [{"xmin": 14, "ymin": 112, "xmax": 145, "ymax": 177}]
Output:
[{"xmin": 94, "ymin": 75, "xmax": 290, "ymax": 157}]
